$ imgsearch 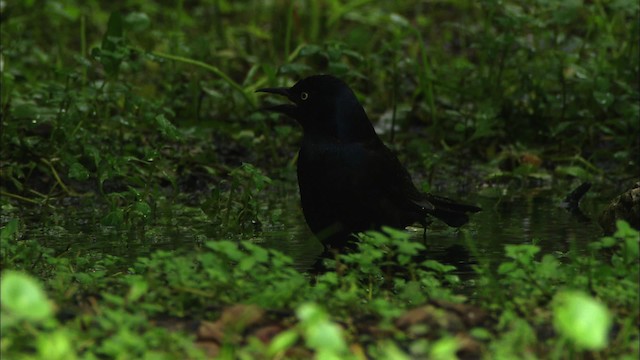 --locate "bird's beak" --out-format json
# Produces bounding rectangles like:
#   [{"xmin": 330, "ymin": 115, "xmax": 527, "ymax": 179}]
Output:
[
  {"xmin": 256, "ymin": 87, "xmax": 298, "ymax": 118},
  {"xmin": 256, "ymin": 87, "xmax": 290, "ymax": 97}
]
